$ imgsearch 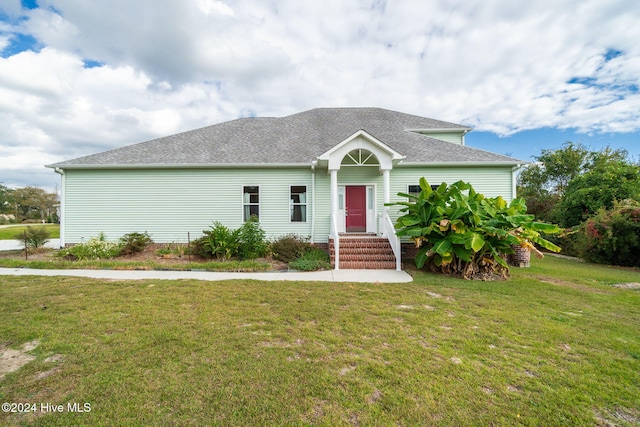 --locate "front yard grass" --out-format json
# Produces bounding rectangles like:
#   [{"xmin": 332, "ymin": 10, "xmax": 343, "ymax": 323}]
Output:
[
  {"xmin": 0, "ymin": 256, "xmax": 638, "ymax": 426},
  {"xmin": 0, "ymin": 224, "xmax": 60, "ymax": 240}
]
